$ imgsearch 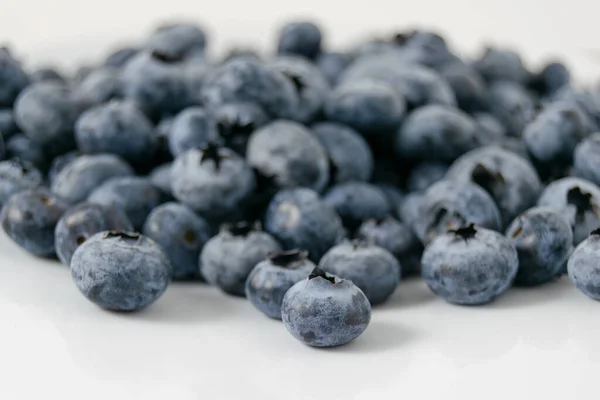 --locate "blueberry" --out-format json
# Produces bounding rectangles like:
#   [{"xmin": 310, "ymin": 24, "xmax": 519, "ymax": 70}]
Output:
[
  {"xmin": 406, "ymin": 162, "xmax": 448, "ymax": 192},
  {"xmin": 148, "ymin": 162, "xmax": 172, "ymax": 196},
  {"xmin": 414, "ymin": 180, "xmax": 502, "ymax": 245},
  {"xmin": 325, "ymin": 79, "xmax": 405, "ymax": 135},
  {"xmin": 473, "ymin": 47, "xmax": 529, "ymax": 84},
  {"xmin": 0, "ymin": 159, "xmax": 43, "ymax": 209},
  {"xmin": 550, "ymin": 86, "xmax": 600, "ymax": 133},
  {"xmin": 1, "ymin": 188, "xmax": 69, "ymax": 257},
  {"xmin": 310, "ymin": 122, "xmax": 373, "ymax": 184},
  {"xmin": 506, "ymin": 206, "xmax": 573, "ymax": 286},
  {"xmin": 574, "ymin": 133, "xmax": 600, "ymax": 186},
  {"xmin": 168, "ymin": 107, "xmax": 220, "ymax": 157},
  {"xmin": 421, "ymin": 224, "xmax": 518, "ymax": 305},
  {"xmin": 0, "ymin": 132, "xmax": 4, "ymax": 161},
  {"xmin": 123, "ymin": 50, "xmax": 195, "ymax": 118},
  {"xmin": 4, "ymin": 133, "xmax": 49, "ymax": 172},
  {"xmin": 357, "ymin": 217, "xmax": 422, "ymax": 276},
  {"xmin": 487, "ymin": 81, "xmax": 535, "ymax": 137},
  {"xmin": 537, "ymin": 177, "xmax": 600, "ymax": 245},
  {"xmin": 264, "ymin": 188, "xmax": 345, "ymax": 261},
  {"xmin": 530, "ymin": 62, "xmax": 570, "ymax": 96},
  {"xmin": 201, "ymin": 59, "xmax": 299, "ymax": 120},
  {"xmin": 400, "ymin": 30, "xmax": 454, "ymax": 68},
  {"xmin": 222, "ymin": 48, "xmax": 262, "ymax": 63},
  {"xmin": 200, "ymin": 221, "xmax": 281, "ymax": 296},
  {"xmin": 75, "ymin": 100, "xmax": 157, "ymax": 168},
  {"xmin": 473, "ymin": 112, "xmax": 507, "ymax": 145},
  {"xmin": 319, "ymin": 241, "xmax": 400, "ymax": 305},
  {"xmin": 269, "ymin": 56, "xmax": 329, "ymax": 123},
  {"xmin": 76, "ymin": 67, "xmax": 123, "ymax": 105},
  {"xmin": 143, "ymin": 202, "xmax": 211, "ymax": 280},
  {"xmin": 55, "ymin": 202, "xmax": 133, "ymax": 266},
  {"xmin": 212, "ymin": 102, "xmax": 269, "ymax": 156},
  {"xmin": 396, "ymin": 104, "xmax": 478, "ymax": 162},
  {"xmin": 446, "ymin": 146, "xmax": 542, "ymax": 226},
  {"xmin": 145, "ymin": 22, "xmax": 206, "ymax": 60},
  {"xmin": 47, "ymin": 151, "xmax": 79, "ymax": 184},
  {"xmin": 88, "ymin": 176, "xmax": 168, "ymax": 230},
  {"xmin": 14, "ymin": 81, "xmax": 84, "ymax": 155},
  {"xmin": 51, "ymin": 154, "xmax": 134, "ymax": 204},
  {"xmin": 104, "ymin": 47, "xmax": 139, "ymax": 68},
  {"xmin": 245, "ymin": 249, "xmax": 315, "ymax": 319},
  {"xmin": 70, "ymin": 231, "xmax": 171, "ymax": 311},
  {"xmin": 323, "ymin": 182, "xmax": 390, "ymax": 231},
  {"xmin": 0, "ymin": 108, "xmax": 18, "ymax": 139},
  {"xmin": 315, "ymin": 52, "xmax": 354, "ymax": 86},
  {"xmin": 276, "ymin": 21, "xmax": 322, "ymax": 60},
  {"xmin": 0, "ymin": 51, "xmax": 29, "ymax": 107},
  {"xmin": 497, "ymin": 137, "xmax": 531, "ymax": 160},
  {"xmin": 30, "ymin": 68, "xmax": 65, "ymax": 83},
  {"xmin": 171, "ymin": 144, "xmax": 255, "ymax": 222},
  {"xmin": 281, "ymin": 268, "xmax": 371, "ymax": 347},
  {"xmin": 439, "ymin": 60, "xmax": 487, "ymax": 113},
  {"xmin": 567, "ymin": 229, "xmax": 600, "ymax": 301},
  {"xmin": 524, "ymin": 103, "xmax": 587, "ymax": 175},
  {"xmin": 247, "ymin": 120, "xmax": 329, "ymax": 192},
  {"xmin": 374, "ymin": 184, "xmax": 404, "ymax": 219},
  {"xmin": 397, "ymin": 192, "xmax": 425, "ymax": 229}
]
